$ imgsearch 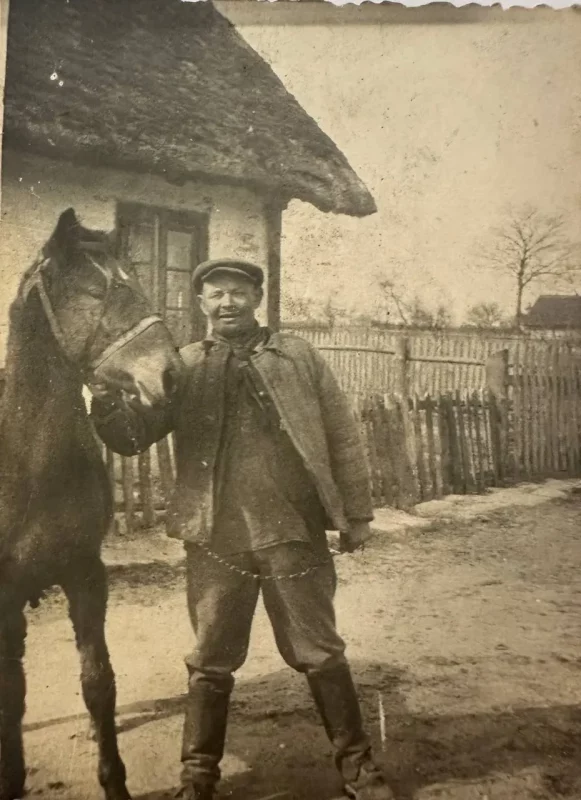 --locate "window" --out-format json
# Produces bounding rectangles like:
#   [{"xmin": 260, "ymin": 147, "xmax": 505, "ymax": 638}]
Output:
[{"xmin": 116, "ymin": 203, "xmax": 209, "ymax": 346}]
